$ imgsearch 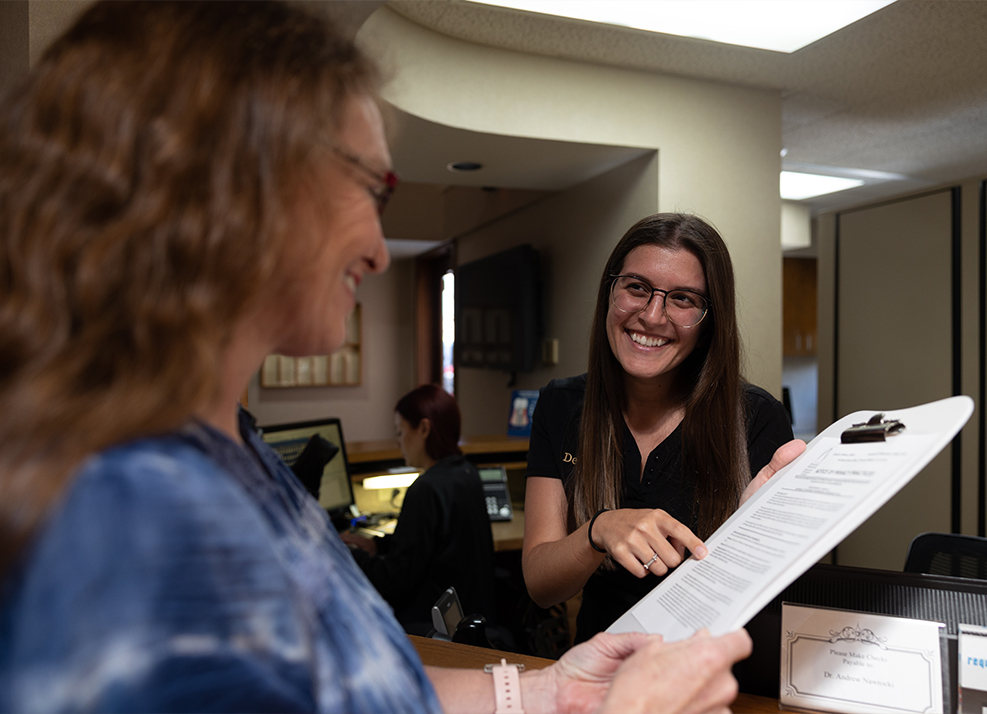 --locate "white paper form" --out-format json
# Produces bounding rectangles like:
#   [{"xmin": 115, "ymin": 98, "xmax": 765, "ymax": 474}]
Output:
[{"xmin": 608, "ymin": 396, "xmax": 974, "ymax": 642}]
